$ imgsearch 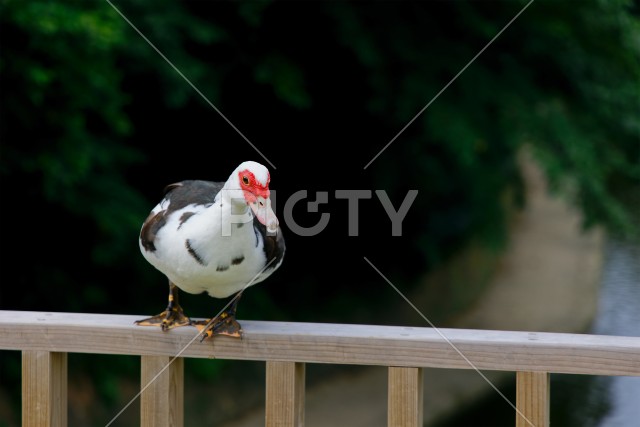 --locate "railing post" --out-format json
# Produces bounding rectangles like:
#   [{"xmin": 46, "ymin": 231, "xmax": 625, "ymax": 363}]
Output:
[
  {"xmin": 265, "ymin": 361, "xmax": 305, "ymax": 427},
  {"xmin": 388, "ymin": 366, "xmax": 423, "ymax": 427},
  {"xmin": 22, "ymin": 350, "xmax": 68, "ymax": 427},
  {"xmin": 516, "ymin": 371, "xmax": 550, "ymax": 427},
  {"xmin": 140, "ymin": 355, "xmax": 184, "ymax": 427}
]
